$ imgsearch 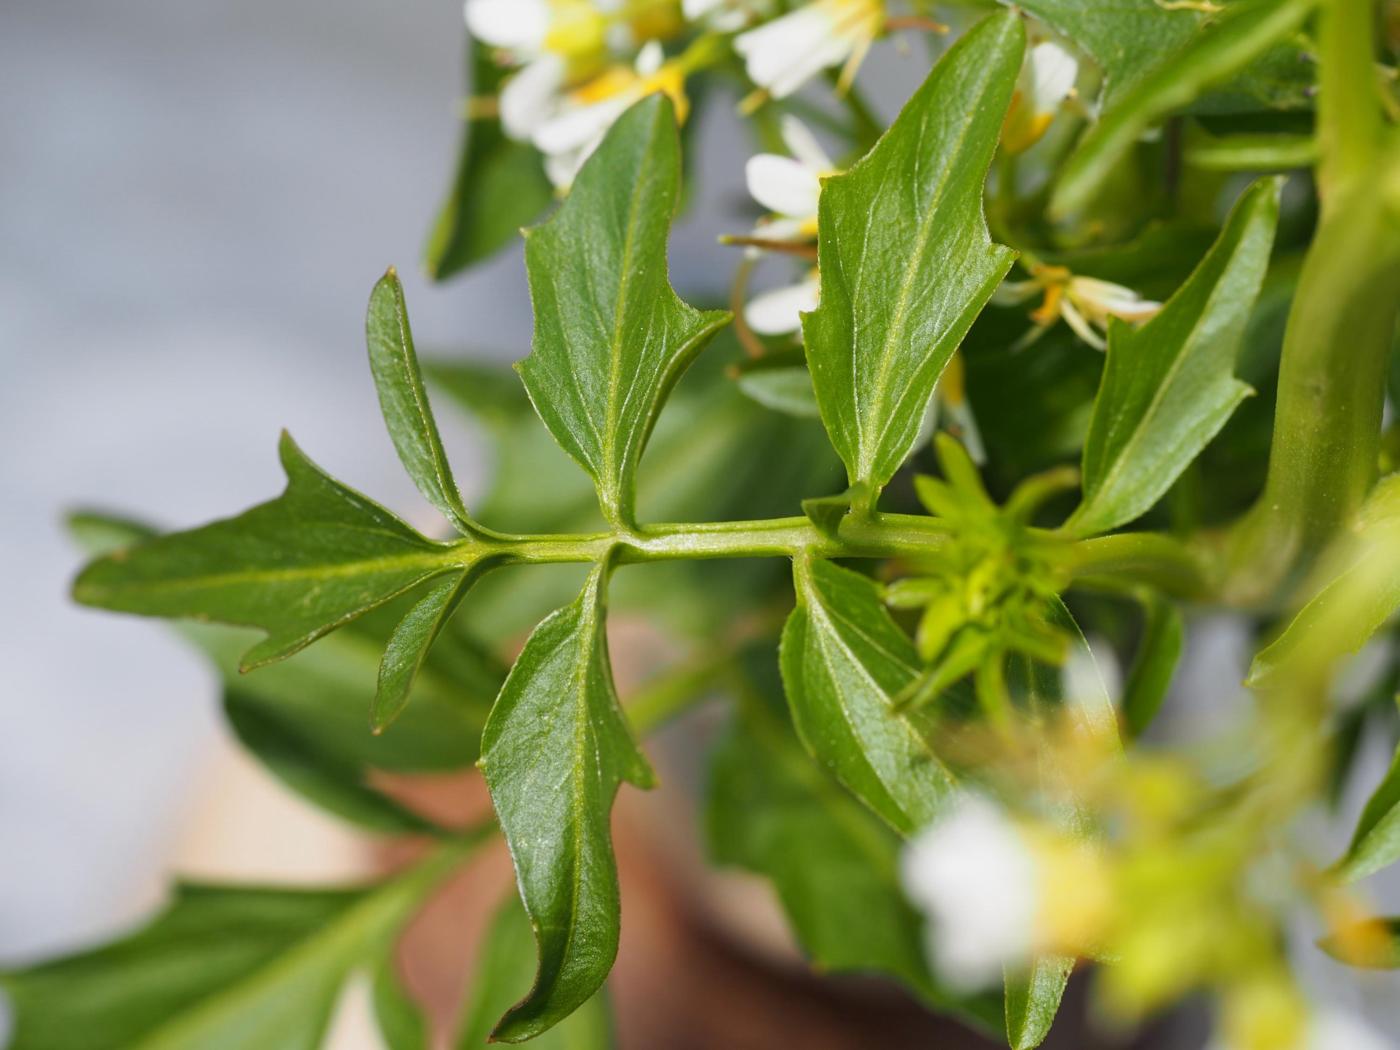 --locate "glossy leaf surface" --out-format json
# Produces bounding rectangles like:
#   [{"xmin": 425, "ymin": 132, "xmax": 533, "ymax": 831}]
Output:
[
  {"xmin": 781, "ymin": 557, "xmax": 955, "ymax": 836},
  {"xmin": 1068, "ymin": 178, "xmax": 1281, "ymax": 536},
  {"xmin": 366, "ymin": 267, "xmax": 477, "ymax": 536},
  {"xmin": 478, "ymin": 564, "xmax": 654, "ymax": 1041},
  {"xmin": 519, "ymin": 94, "xmax": 730, "ymax": 526},
  {"xmin": 802, "ymin": 11, "xmax": 1022, "ymax": 497},
  {"xmin": 456, "ymin": 895, "xmax": 614, "ymax": 1049},
  {"xmin": 73, "ymin": 434, "xmax": 474, "ymax": 670}
]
